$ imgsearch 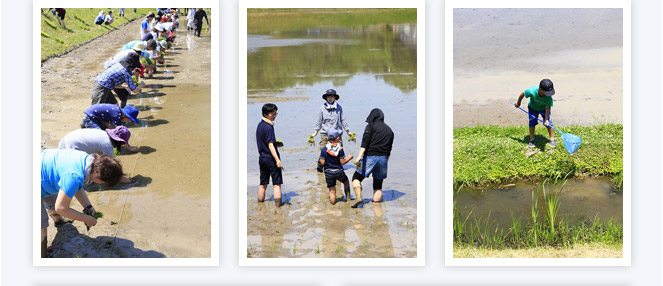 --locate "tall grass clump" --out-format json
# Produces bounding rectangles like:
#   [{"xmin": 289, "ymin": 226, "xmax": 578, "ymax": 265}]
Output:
[{"xmin": 453, "ymin": 179, "xmax": 622, "ymax": 249}]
